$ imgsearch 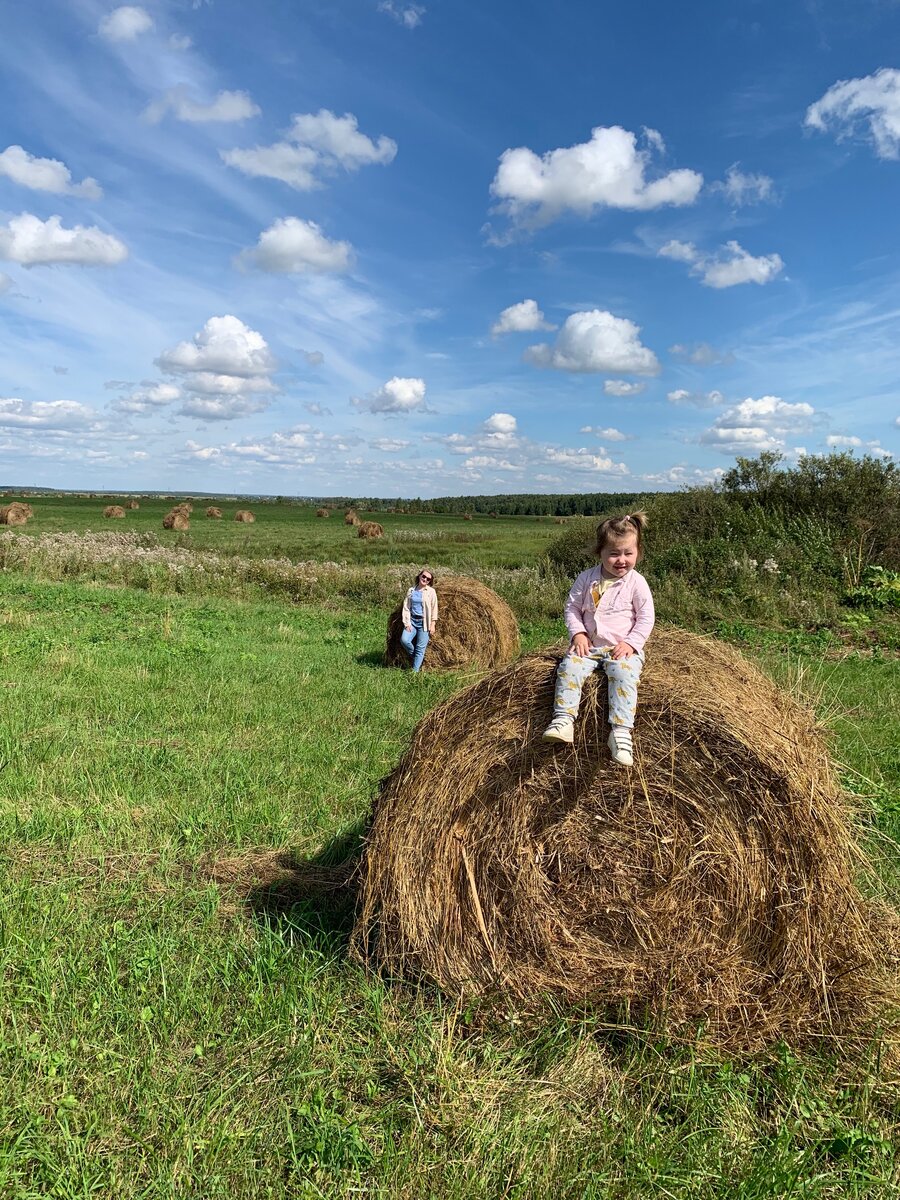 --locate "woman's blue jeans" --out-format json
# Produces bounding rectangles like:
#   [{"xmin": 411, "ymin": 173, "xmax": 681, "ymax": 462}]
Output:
[{"xmin": 400, "ymin": 620, "xmax": 430, "ymax": 672}]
